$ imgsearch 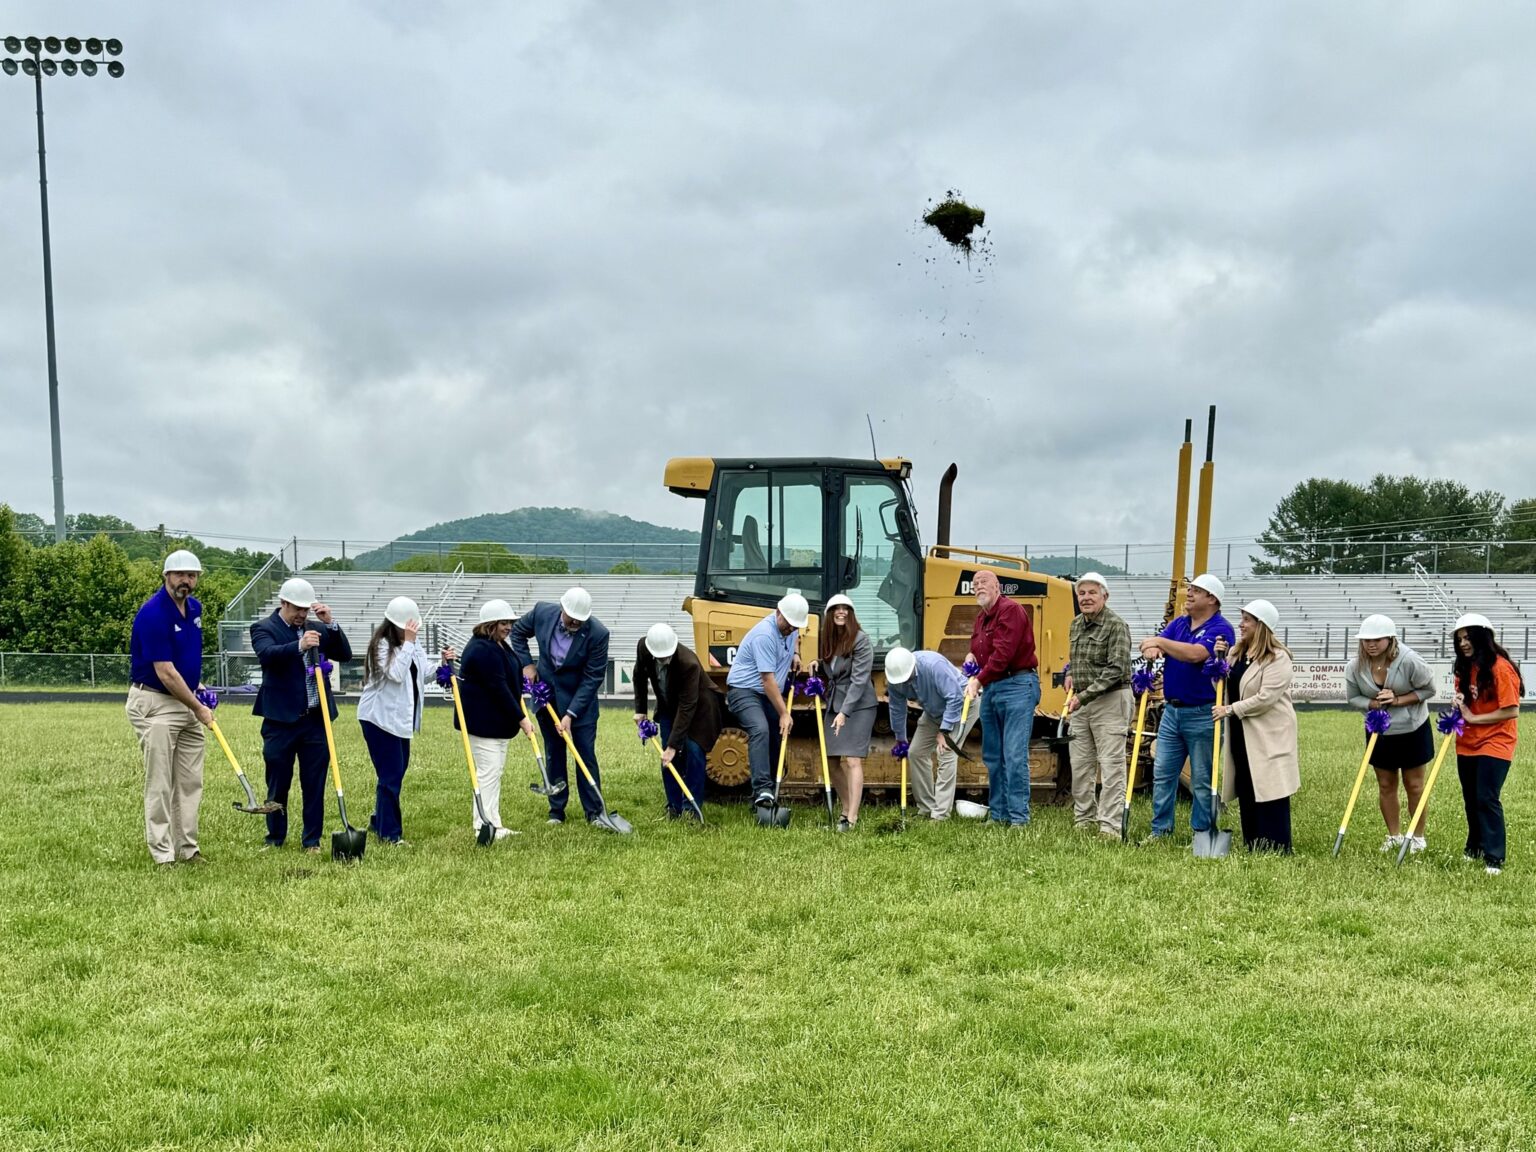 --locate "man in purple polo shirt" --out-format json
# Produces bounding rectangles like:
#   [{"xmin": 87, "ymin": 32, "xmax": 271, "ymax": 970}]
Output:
[
  {"xmin": 126, "ymin": 549, "xmax": 215, "ymax": 866},
  {"xmin": 1139, "ymin": 573, "xmax": 1234, "ymax": 844}
]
